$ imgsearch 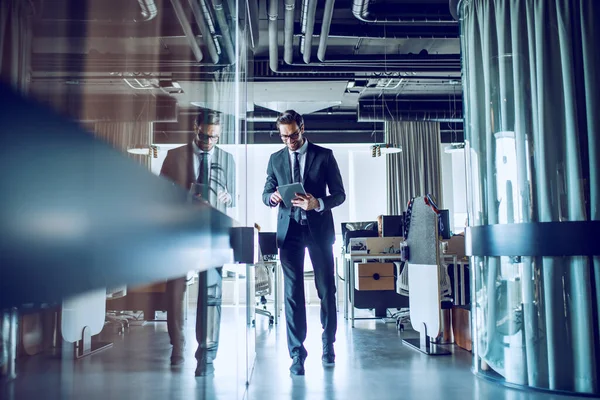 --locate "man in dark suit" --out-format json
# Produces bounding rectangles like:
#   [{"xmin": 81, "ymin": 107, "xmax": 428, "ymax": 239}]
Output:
[
  {"xmin": 160, "ymin": 109, "xmax": 235, "ymax": 376},
  {"xmin": 262, "ymin": 110, "xmax": 346, "ymax": 375}
]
